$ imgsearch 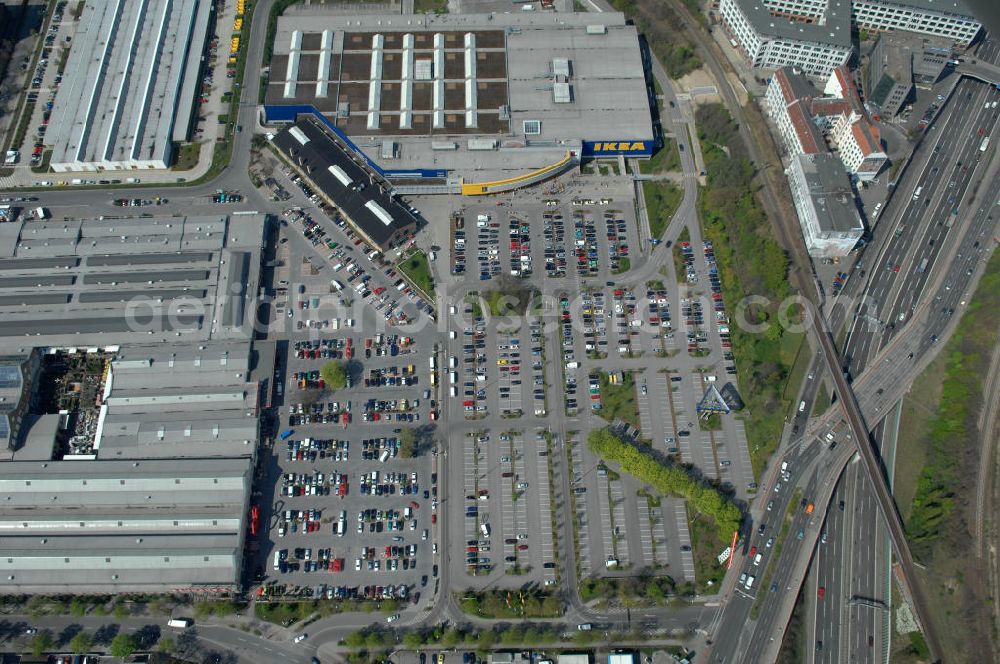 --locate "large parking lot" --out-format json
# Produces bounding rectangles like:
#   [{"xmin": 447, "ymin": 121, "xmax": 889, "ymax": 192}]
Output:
[
  {"xmin": 251, "ymin": 168, "xmax": 756, "ymax": 607},
  {"xmin": 253, "ymin": 184, "xmax": 445, "ymax": 608},
  {"xmin": 257, "ymin": 324, "xmax": 439, "ymax": 605}
]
